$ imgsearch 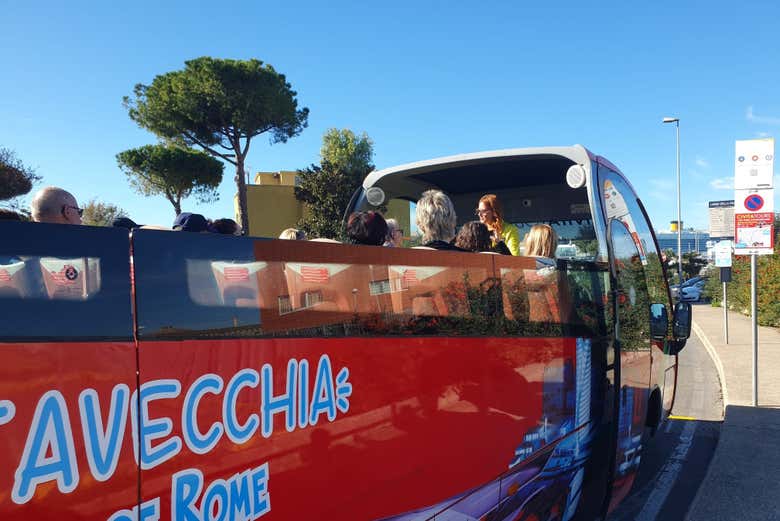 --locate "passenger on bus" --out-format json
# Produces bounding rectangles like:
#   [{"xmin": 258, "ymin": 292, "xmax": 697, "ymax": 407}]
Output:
[
  {"xmin": 172, "ymin": 212, "xmax": 209, "ymax": 232},
  {"xmin": 346, "ymin": 211, "xmax": 388, "ymax": 246},
  {"xmin": 0, "ymin": 209, "xmax": 23, "ymax": 221},
  {"xmin": 30, "ymin": 187, "xmax": 83, "ymax": 225},
  {"xmin": 524, "ymin": 224, "xmax": 558, "ymax": 258},
  {"xmin": 279, "ymin": 228, "xmax": 306, "ymax": 240},
  {"xmin": 384, "ymin": 218, "xmax": 403, "ymax": 247},
  {"xmin": 454, "ymin": 221, "xmax": 493, "ymax": 252},
  {"xmin": 476, "ymin": 194, "xmax": 520, "ymax": 255},
  {"xmin": 210, "ymin": 218, "xmax": 242, "ymax": 235},
  {"xmin": 415, "ymin": 190, "xmax": 466, "ymax": 251}
]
